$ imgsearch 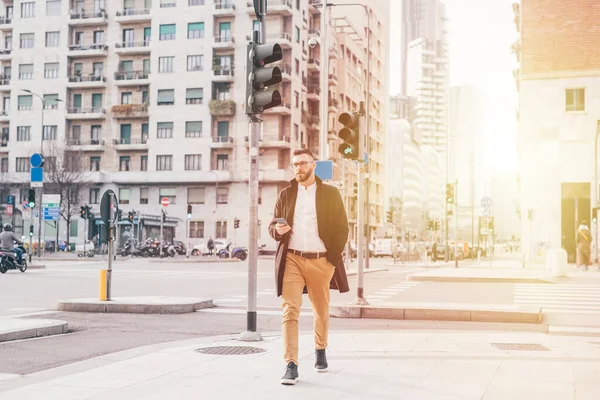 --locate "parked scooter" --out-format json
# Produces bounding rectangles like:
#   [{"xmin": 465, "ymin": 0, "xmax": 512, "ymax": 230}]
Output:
[
  {"xmin": 120, "ymin": 240, "xmax": 142, "ymax": 257},
  {"xmin": 217, "ymin": 241, "xmax": 248, "ymax": 261},
  {"xmin": 160, "ymin": 242, "xmax": 176, "ymax": 258},
  {"xmin": 0, "ymin": 243, "xmax": 28, "ymax": 274}
]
